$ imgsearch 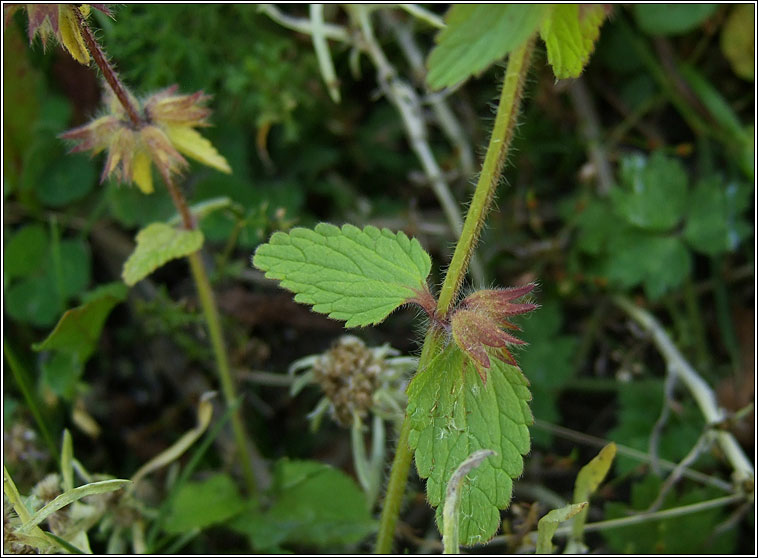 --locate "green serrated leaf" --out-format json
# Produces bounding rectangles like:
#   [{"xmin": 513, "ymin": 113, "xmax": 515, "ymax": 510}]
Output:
[
  {"xmin": 33, "ymin": 288, "xmax": 126, "ymax": 361},
  {"xmin": 536, "ymin": 502, "xmax": 587, "ymax": 554},
  {"xmin": 633, "ymin": 4, "xmax": 717, "ymax": 36},
  {"xmin": 407, "ymin": 345, "xmax": 532, "ymax": 546},
  {"xmin": 540, "ymin": 4, "xmax": 606, "ymax": 79},
  {"xmin": 612, "ymin": 151, "xmax": 688, "ymax": 232},
  {"xmin": 164, "ymin": 473, "xmax": 246, "ymax": 535},
  {"xmin": 426, "ymin": 4, "xmax": 546, "ymax": 90},
  {"xmin": 443, "ymin": 449, "xmax": 496, "ymax": 554},
  {"xmin": 252, "ymin": 223, "xmax": 431, "ymax": 327},
  {"xmin": 122, "ymin": 223, "xmax": 204, "ymax": 286}
]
